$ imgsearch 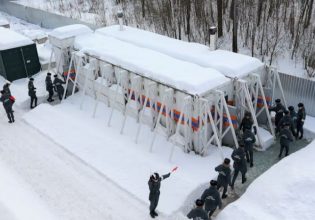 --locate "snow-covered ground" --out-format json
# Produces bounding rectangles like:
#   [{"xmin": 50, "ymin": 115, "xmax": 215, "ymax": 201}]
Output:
[
  {"xmin": 23, "ymin": 94, "xmax": 233, "ymax": 216},
  {"xmin": 0, "ymin": 73, "xmax": 315, "ymax": 219},
  {"xmin": 1, "ymin": 10, "xmax": 315, "ymax": 220},
  {"xmin": 216, "ymin": 138, "xmax": 315, "ymax": 220},
  {"xmin": 0, "ymin": 108, "xmax": 158, "ymax": 220}
]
